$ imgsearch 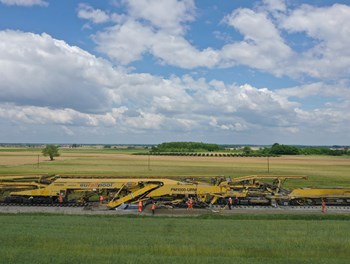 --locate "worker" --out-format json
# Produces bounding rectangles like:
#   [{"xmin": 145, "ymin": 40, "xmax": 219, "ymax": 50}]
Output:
[
  {"xmin": 138, "ymin": 200, "xmax": 143, "ymax": 212},
  {"xmin": 321, "ymin": 198, "xmax": 327, "ymax": 213},
  {"xmin": 187, "ymin": 197, "xmax": 193, "ymax": 210},
  {"xmin": 228, "ymin": 197, "xmax": 233, "ymax": 210},
  {"xmin": 234, "ymin": 197, "xmax": 239, "ymax": 206},
  {"xmin": 109, "ymin": 192, "xmax": 114, "ymax": 202},
  {"xmin": 151, "ymin": 202, "xmax": 156, "ymax": 215},
  {"xmin": 99, "ymin": 195, "xmax": 104, "ymax": 205},
  {"xmin": 59, "ymin": 195, "xmax": 63, "ymax": 204}
]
